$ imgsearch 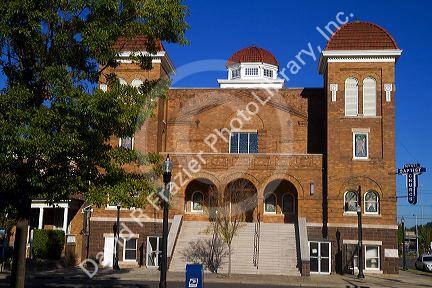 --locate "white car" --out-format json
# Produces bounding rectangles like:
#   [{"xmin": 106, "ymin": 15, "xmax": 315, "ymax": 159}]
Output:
[{"xmin": 415, "ymin": 255, "xmax": 432, "ymax": 271}]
